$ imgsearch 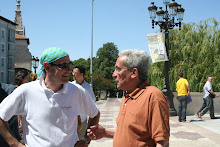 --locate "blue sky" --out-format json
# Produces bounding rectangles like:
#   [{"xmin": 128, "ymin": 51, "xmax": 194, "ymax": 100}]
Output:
[{"xmin": 1, "ymin": 0, "xmax": 220, "ymax": 64}]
